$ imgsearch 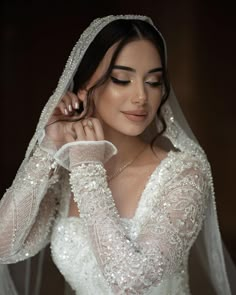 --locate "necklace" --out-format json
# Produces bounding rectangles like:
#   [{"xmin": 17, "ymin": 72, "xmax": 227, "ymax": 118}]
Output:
[{"xmin": 107, "ymin": 144, "xmax": 147, "ymax": 182}]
